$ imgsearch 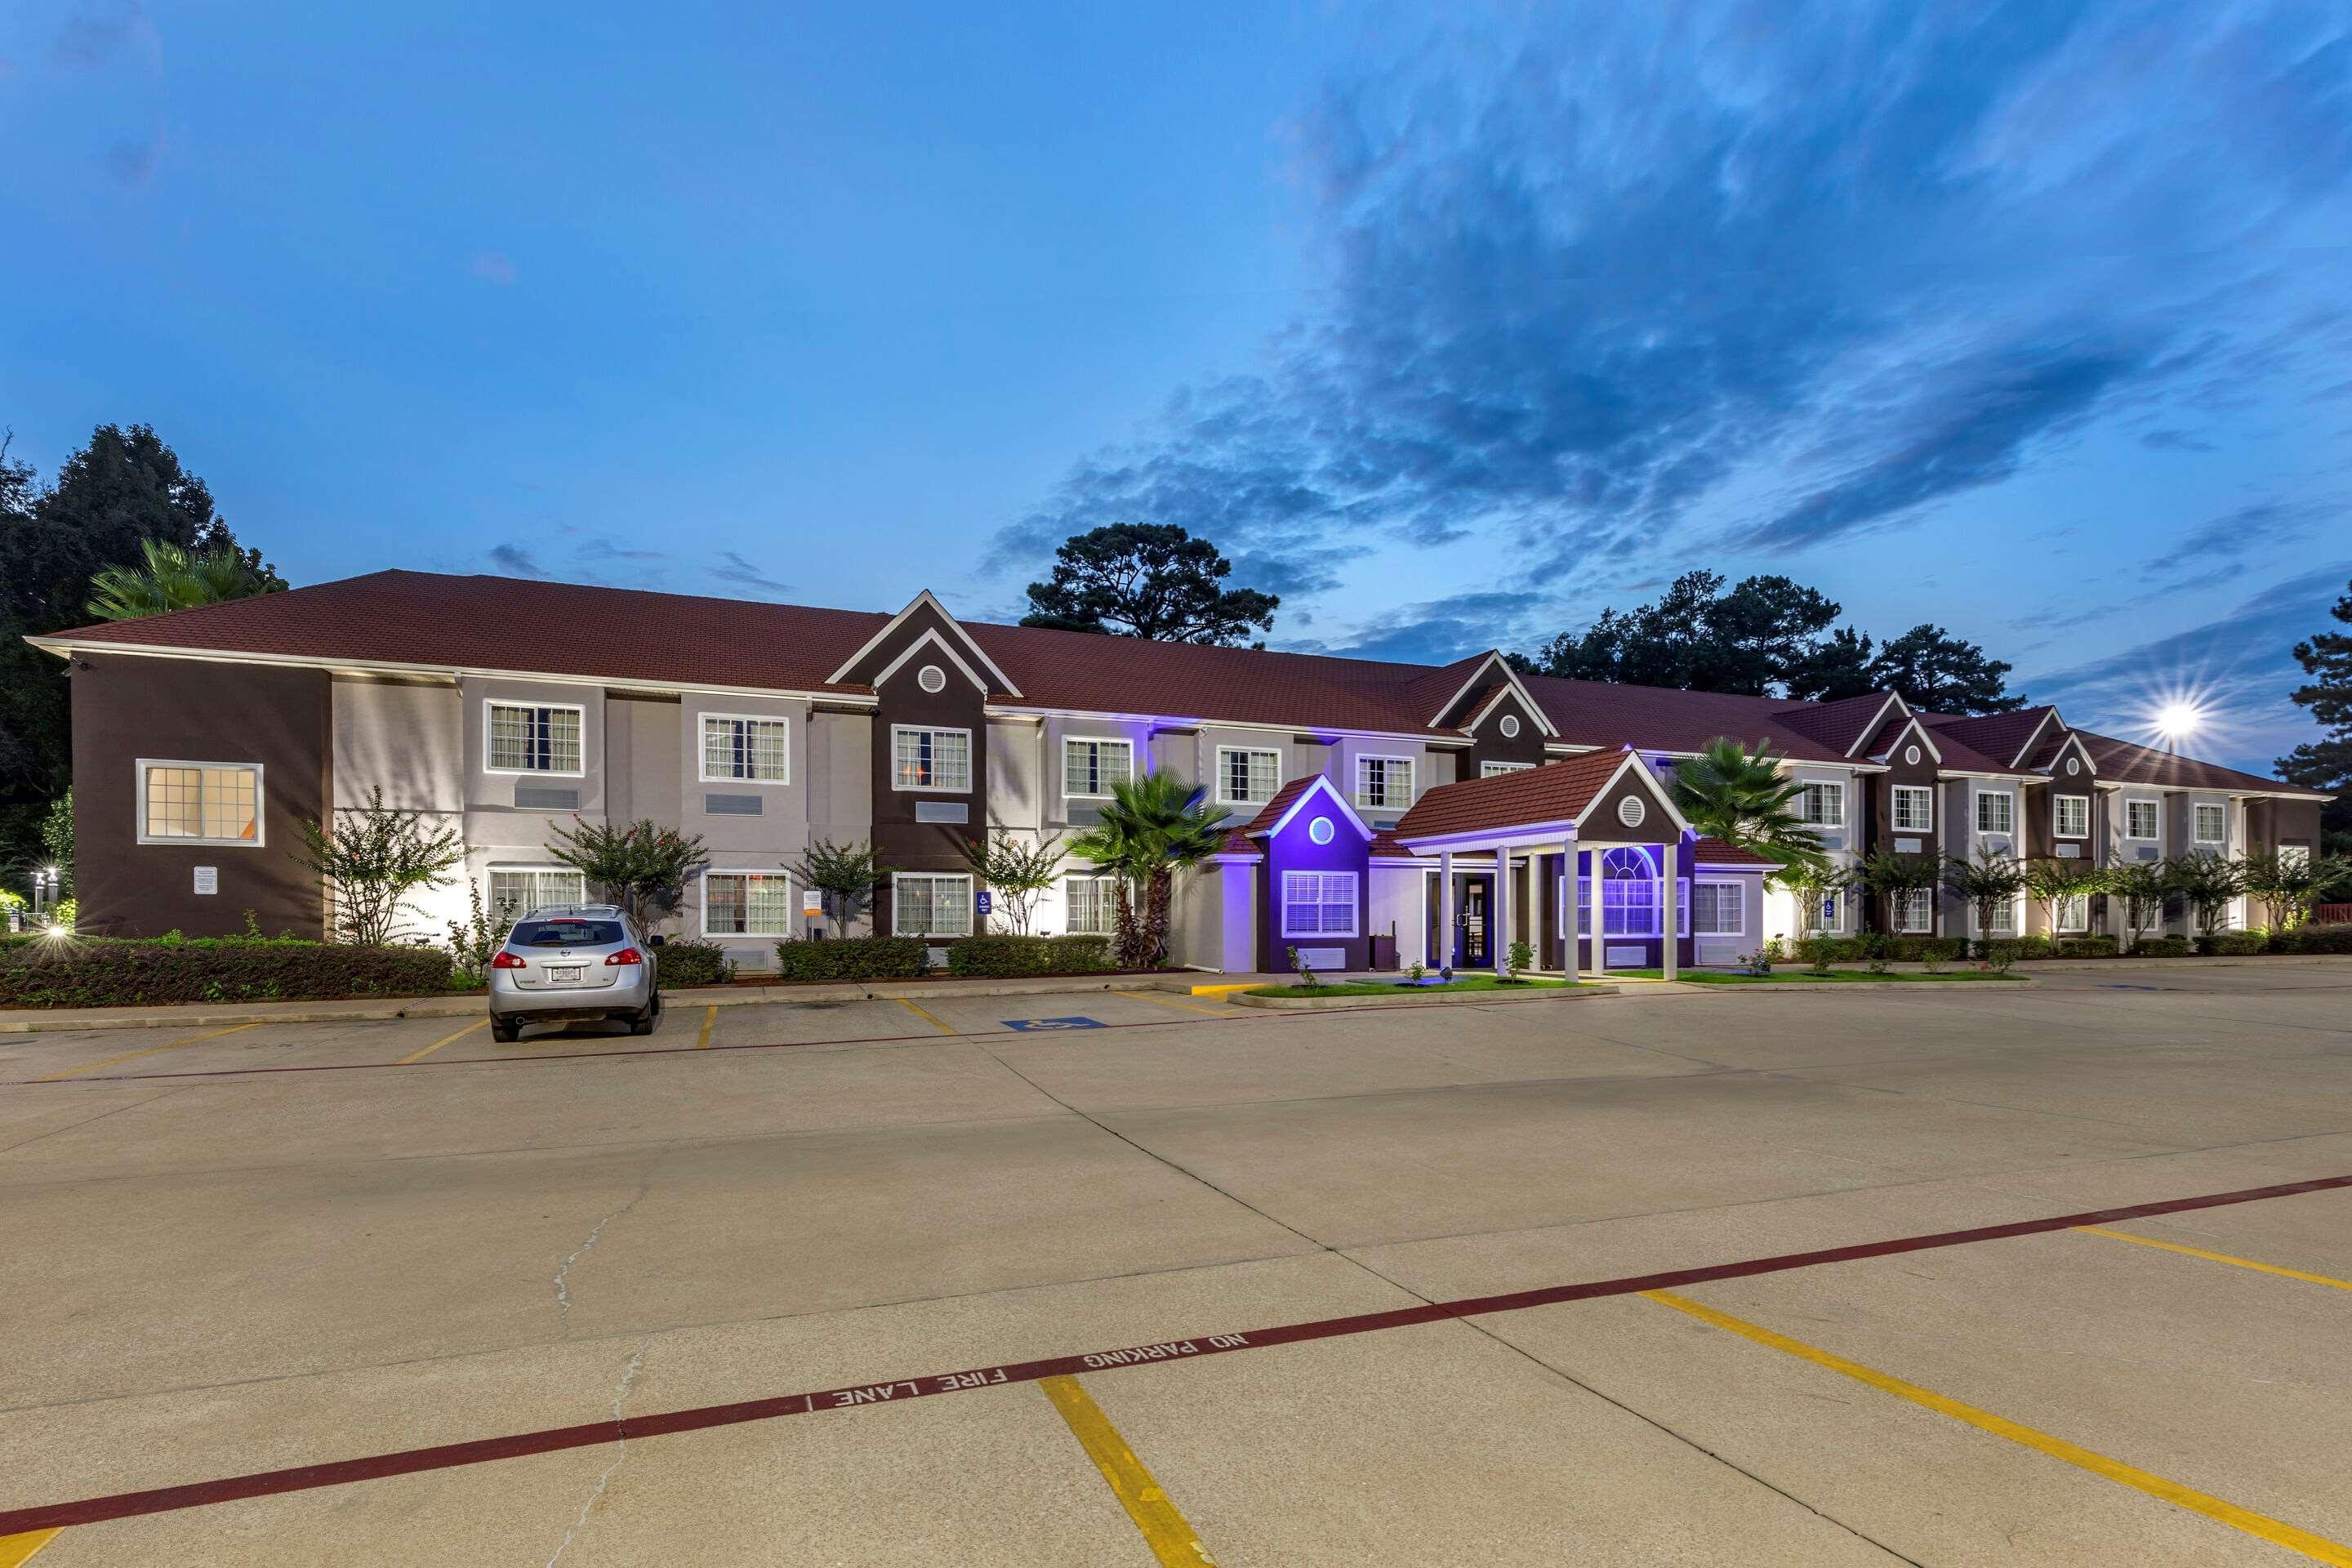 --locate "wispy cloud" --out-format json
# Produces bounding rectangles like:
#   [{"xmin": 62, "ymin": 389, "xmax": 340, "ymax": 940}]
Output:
[
  {"xmin": 2141, "ymin": 428, "xmax": 2216, "ymax": 452},
  {"xmin": 1283, "ymin": 589, "xmax": 1552, "ymax": 666},
  {"xmin": 2139, "ymin": 499, "xmax": 2321, "ymax": 585},
  {"xmin": 468, "ymin": 252, "xmax": 516, "ymax": 285},
  {"xmin": 54, "ymin": 2, "xmax": 157, "ymax": 69},
  {"xmin": 487, "ymin": 543, "xmax": 548, "ymax": 578},
  {"xmin": 706, "ymin": 550, "xmax": 793, "ymax": 598}
]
